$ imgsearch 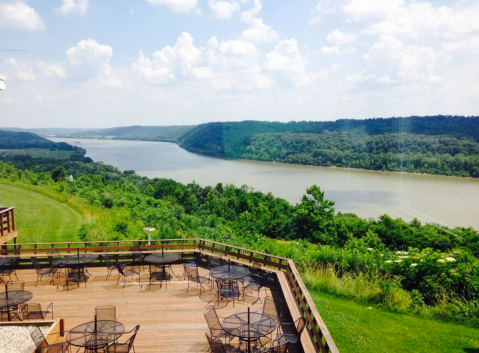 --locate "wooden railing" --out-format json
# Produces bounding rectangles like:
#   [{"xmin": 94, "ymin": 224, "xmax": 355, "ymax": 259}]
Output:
[
  {"xmin": 0, "ymin": 207, "xmax": 17, "ymax": 244},
  {"xmin": 0, "ymin": 238, "xmax": 339, "ymax": 353}
]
